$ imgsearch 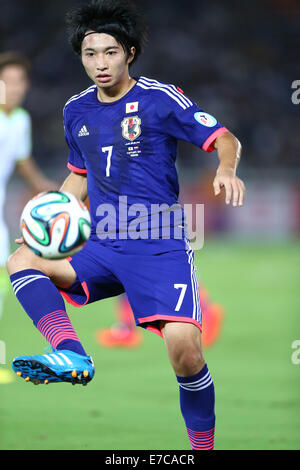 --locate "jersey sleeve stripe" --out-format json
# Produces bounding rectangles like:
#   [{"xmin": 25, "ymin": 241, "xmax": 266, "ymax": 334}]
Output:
[
  {"xmin": 65, "ymin": 85, "xmax": 96, "ymax": 105},
  {"xmin": 136, "ymin": 82, "xmax": 187, "ymax": 110},
  {"xmin": 139, "ymin": 77, "xmax": 193, "ymax": 108},
  {"xmin": 140, "ymin": 76, "xmax": 193, "ymax": 107},
  {"xmin": 64, "ymin": 86, "xmax": 96, "ymax": 110},
  {"xmin": 67, "ymin": 162, "xmax": 87, "ymax": 174},
  {"xmin": 169, "ymin": 84, "xmax": 193, "ymax": 107},
  {"xmin": 202, "ymin": 127, "xmax": 229, "ymax": 152}
]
